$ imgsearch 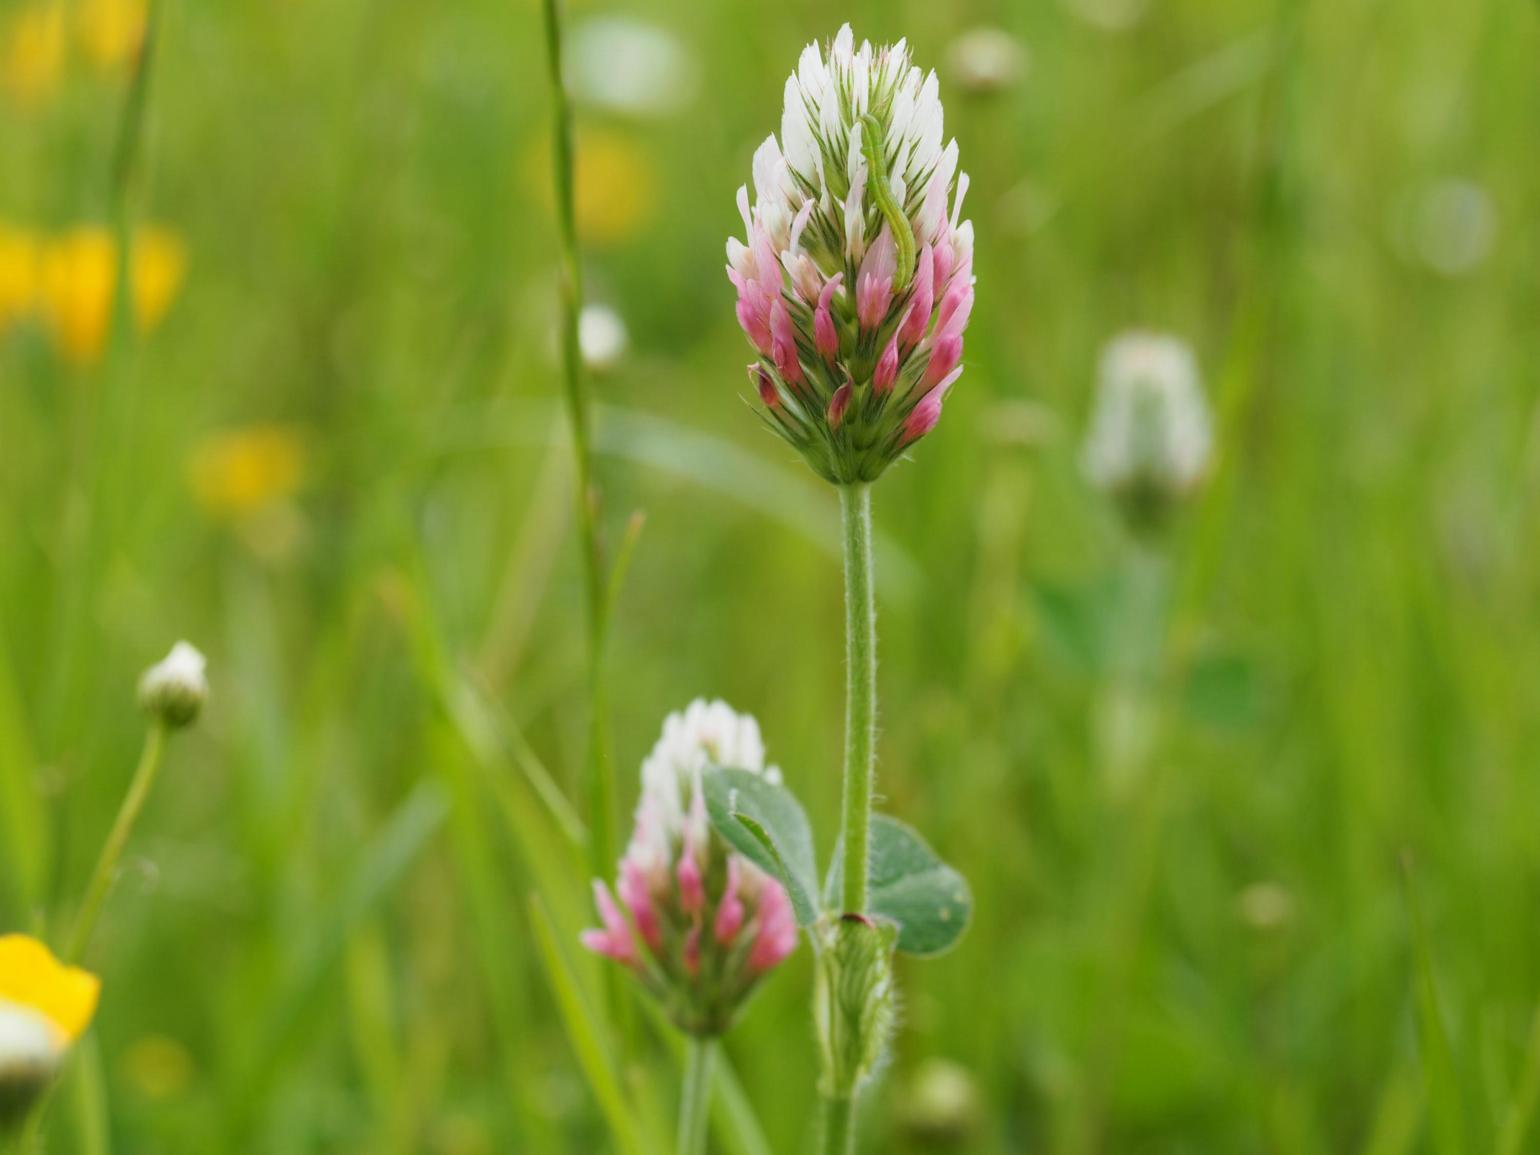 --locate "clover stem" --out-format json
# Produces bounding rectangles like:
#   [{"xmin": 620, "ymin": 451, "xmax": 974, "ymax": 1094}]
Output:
[
  {"xmin": 822, "ymin": 1094, "xmax": 855, "ymax": 1155},
  {"xmin": 838, "ymin": 483, "xmax": 878, "ymax": 914},
  {"xmin": 677, "ymin": 1037, "xmax": 716, "ymax": 1155}
]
